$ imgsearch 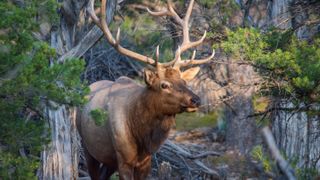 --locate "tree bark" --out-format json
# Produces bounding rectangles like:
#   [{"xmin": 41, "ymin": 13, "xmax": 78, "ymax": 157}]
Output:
[{"xmin": 224, "ymin": 60, "xmax": 258, "ymax": 154}]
